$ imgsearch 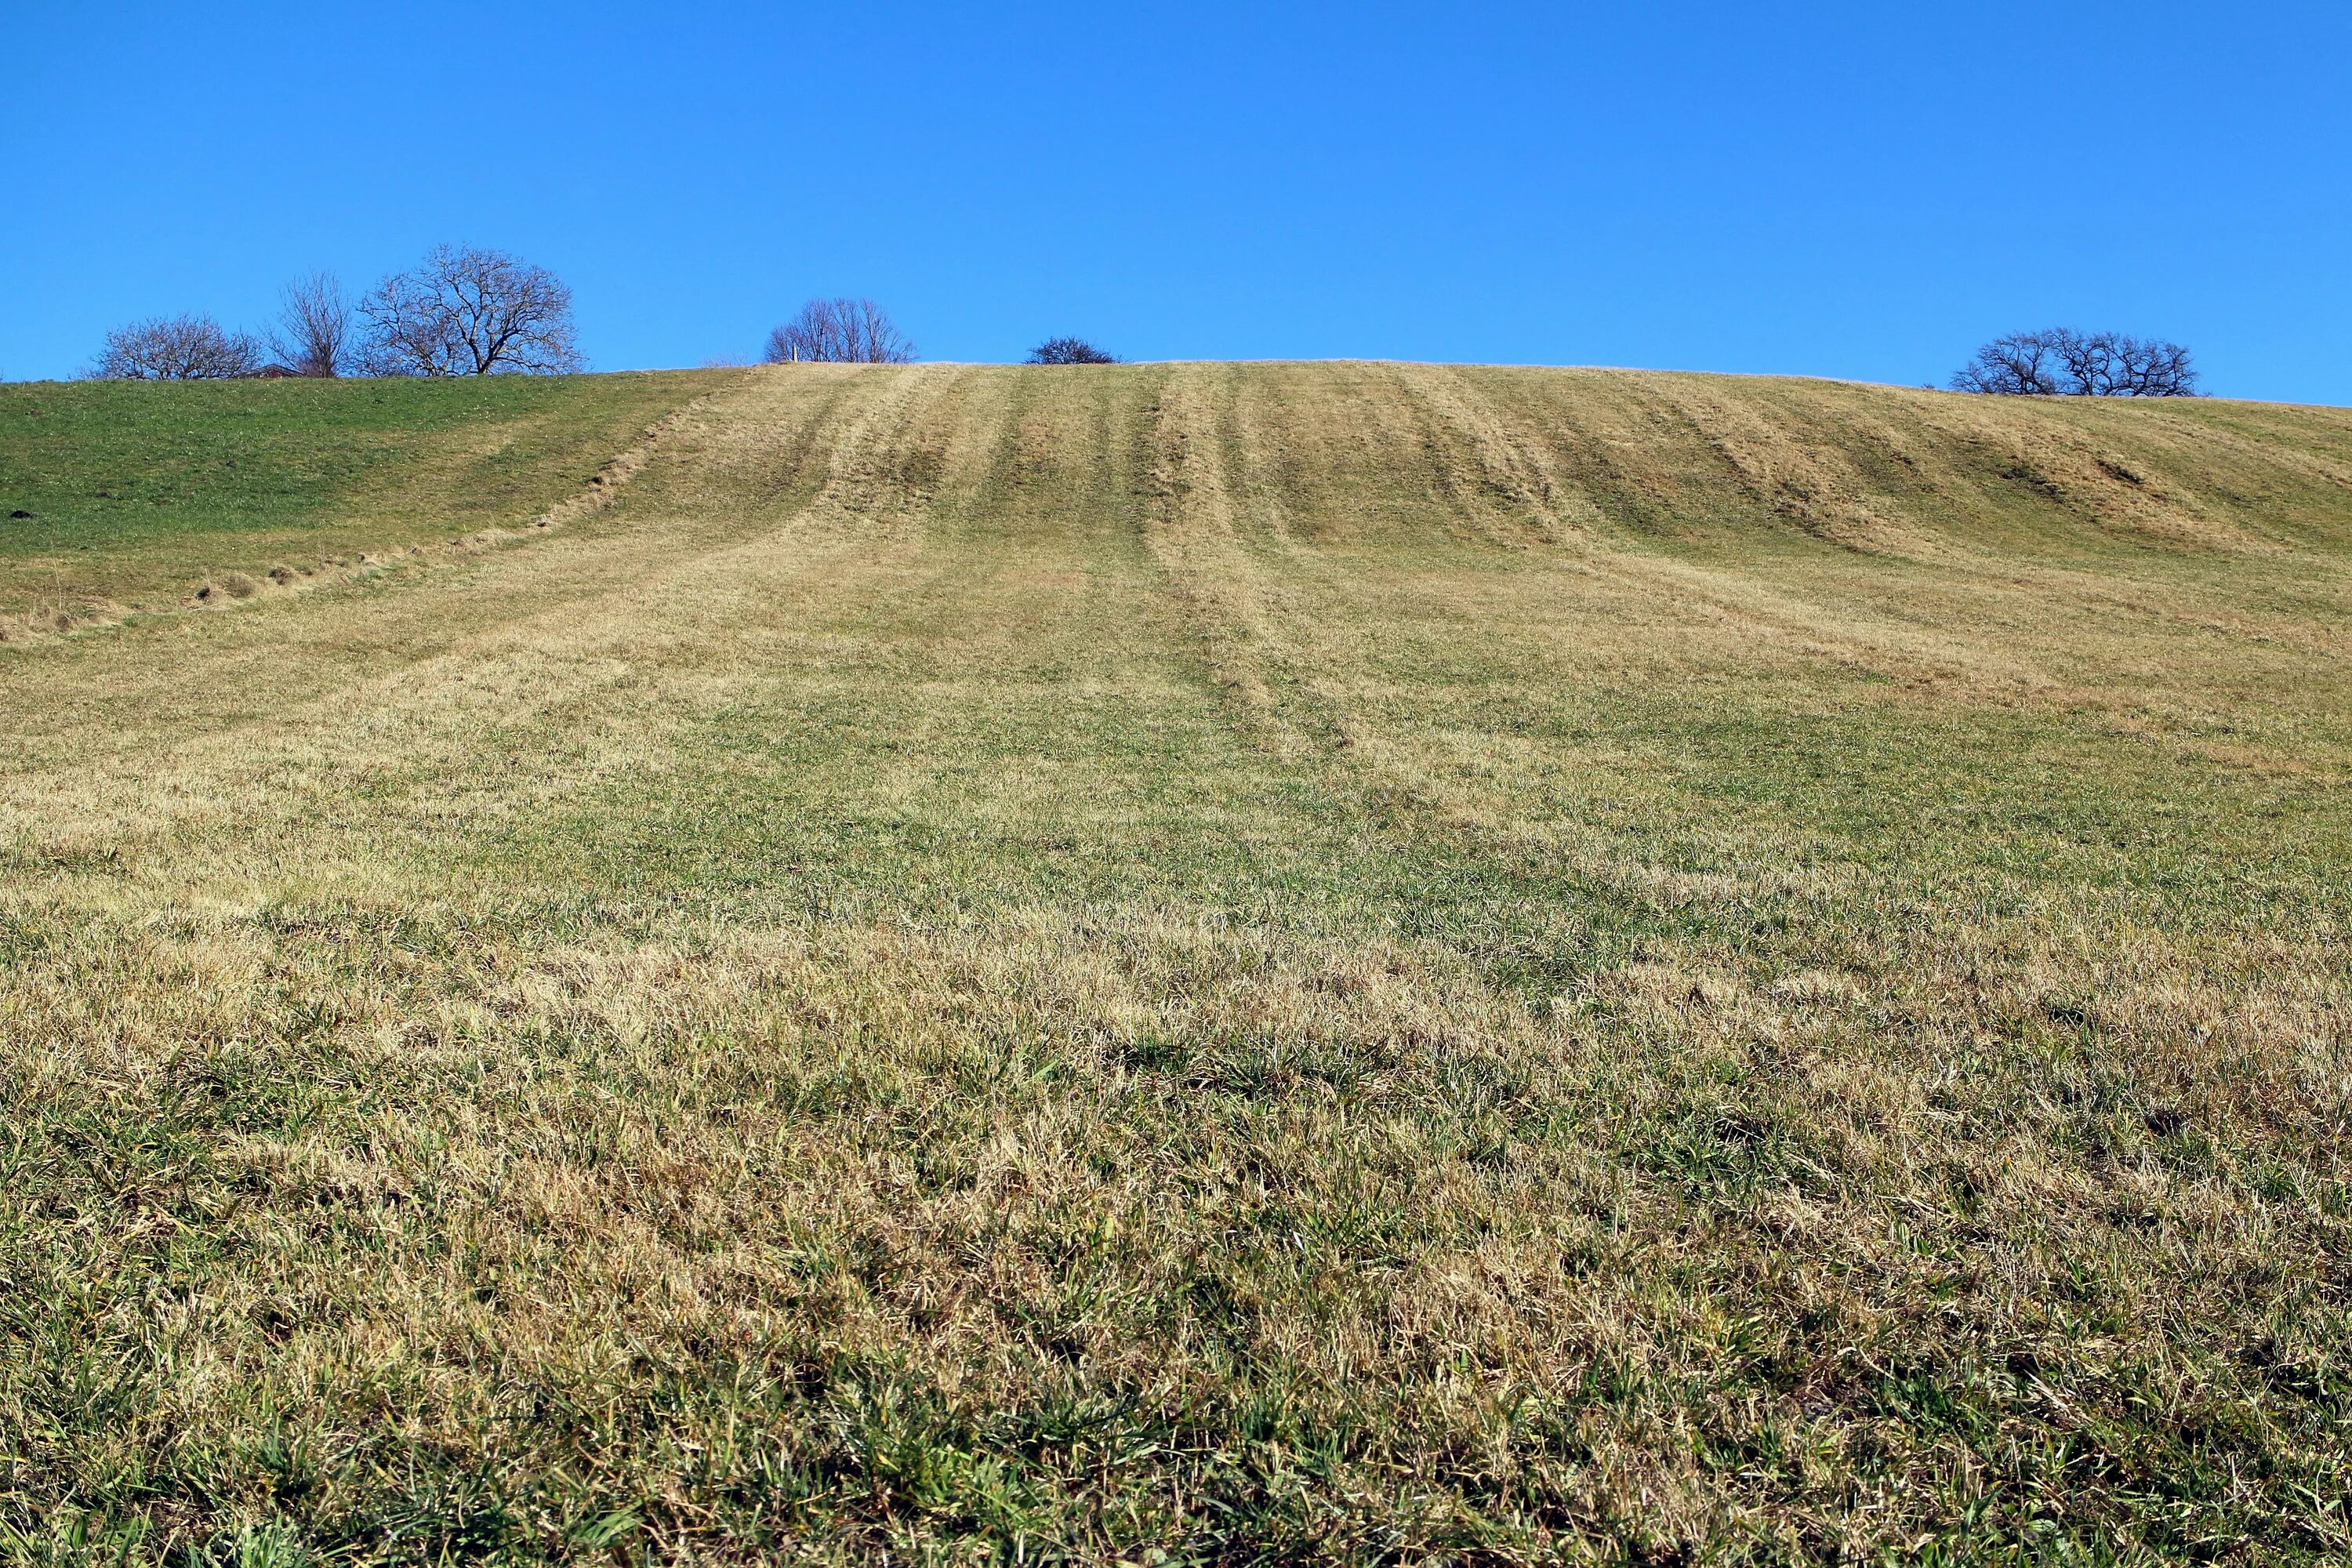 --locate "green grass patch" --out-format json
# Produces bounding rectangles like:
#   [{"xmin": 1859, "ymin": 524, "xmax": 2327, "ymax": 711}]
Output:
[{"xmin": 0, "ymin": 371, "xmax": 719, "ymax": 612}]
